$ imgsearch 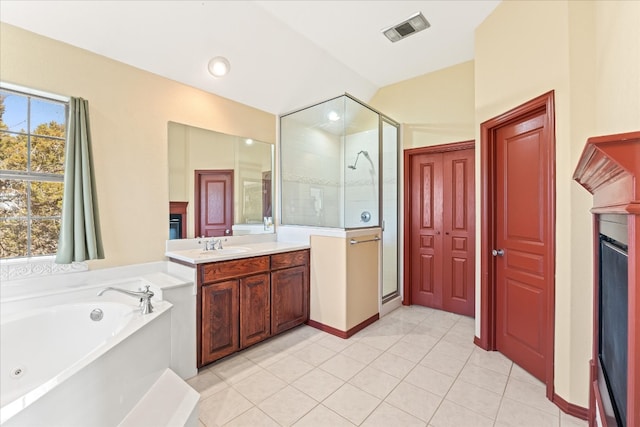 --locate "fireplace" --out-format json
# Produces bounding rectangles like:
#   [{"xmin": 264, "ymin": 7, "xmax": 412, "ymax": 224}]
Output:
[
  {"xmin": 573, "ymin": 131, "xmax": 639, "ymax": 427},
  {"xmin": 598, "ymin": 216, "xmax": 629, "ymax": 426},
  {"xmin": 169, "ymin": 201, "xmax": 188, "ymax": 240}
]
